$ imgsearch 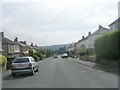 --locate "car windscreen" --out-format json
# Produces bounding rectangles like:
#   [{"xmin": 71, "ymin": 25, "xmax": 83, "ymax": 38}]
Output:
[{"xmin": 13, "ymin": 58, "xmax": 29, "ymax": 63}]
